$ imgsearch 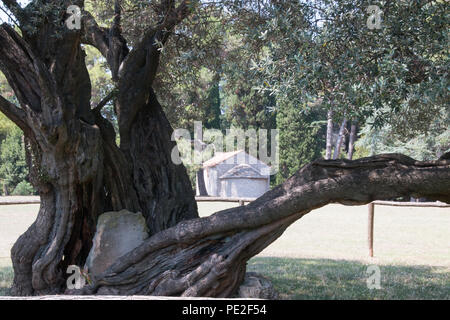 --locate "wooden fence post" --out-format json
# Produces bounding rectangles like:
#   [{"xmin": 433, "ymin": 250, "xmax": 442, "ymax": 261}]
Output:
[{"xmin": 368, "ymin": 203, "xmax": 375, "ymax": 257}]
